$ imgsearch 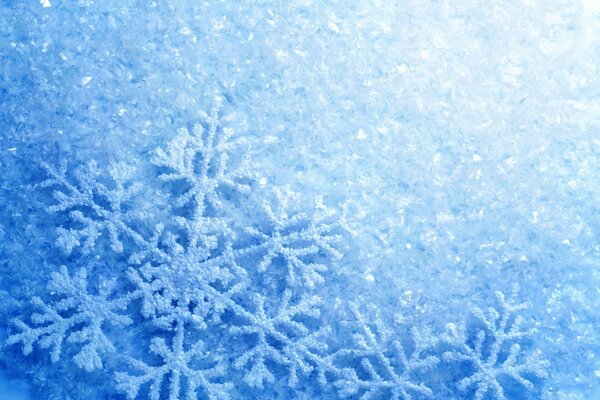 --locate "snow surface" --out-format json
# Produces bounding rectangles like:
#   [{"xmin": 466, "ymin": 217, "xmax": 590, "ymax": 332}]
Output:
[{"xmin": 1, "ymin": 0, "xmax": 600, "ymax": 399}]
